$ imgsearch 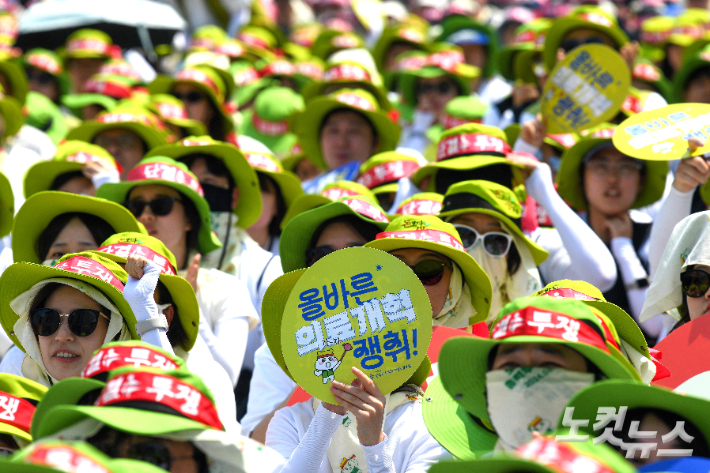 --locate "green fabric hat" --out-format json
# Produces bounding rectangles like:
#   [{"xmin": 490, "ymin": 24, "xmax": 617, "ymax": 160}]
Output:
[
  {"xmin": 11, "ymin": 192, "xmax": 144, "ymax": 264},
  {"xmin": 24, "ymin": 92, "xmax": 69, "ymax": 145},
  {"xmin": 393, "ymin": 192, "xmax": 443, "ymax": 216},
  {"xmin": 96, "ymin": 156, "xmax": 223, "ymax": 255},
  {"xmin": 189, "ymin": 25, "xmax": 228, "ymax": 52},
  {"xmin": 504, "ymin": 123, "xmax": 578, "ymax": 155},
  {"xmin": 311, "ymin": 30, "xmax": 365, "ymax": 60},
  {"xmin": 96, "ymin": 233, "xmax": 200, "ymax": 351},
  {"xmin": 556, "ymin": 125, "xmax": 668, "ymax": 211},
  {"xmin": 422, "ymin": 375, "xmax": 498, "ymax": 460},
  {"xmin": 64, "ymin": 29, "xmax": 113, "ymax": 60},
  {"xmin": 0, "ymin": 251, "xmax": 138, "ymax": 351},
  {"xmin": 239, "ymin": 86, "xmax": 304, "ymax": 155},
  {"xmin": 22, "ymin": 48, "xmax": 70, "ymax": 97},
  {"xmin": 293, "ymin": 88, "xmax": 401, "ymax": 170},
  {"xmin": 146, "ymin": 136, "xmax": 262, "ymax": 229},
  {"xmin": 239, "ymin": 141, "xmax": 304, "ymax": 212},
  {"xmin": 438, "ymin": 296, "xmax": 639, "ymax": 424},
  {"xmin": 230, "ymin": 62, "xmax": 272, "ymax": 107},
  {"xmin": 65, "ymin": 102, "xmax": 169, "ymax": 150},
  {"xmin": 0, "ymin": 52, "xmax": 29, "ymax": 105},
  {"xmin": 384, "ymin": 49, "xmax": 429, "ymax": 91},
  {"xmin": 0, "ymin": 374, "xmax": 46, "ymax": 444},
  {"xmin": 543, "ymin": 6, "xmax": 629, "ymax": 71},
  {"xmin": 373, "ymin": 25, "xmax": 428, "ymax": 73},
  {"xmin": 62, "ymin": 74, "xmax": 134, "ymax": 115},
  {"xmin": 672, "ymin": 44, "xmax": 710, "ymax": 103},
  {"xmin": 61, "ymin": 92, "xmax": 117, "ymax": 118},
  {"xmin": 0, "ymin": 82, "xmax": 24, "ymax": 139},
  {"xmin": 426, "ymin": 95, "xmax": 490, "ymax": 148},
  {"xmin": 498, "ymin": 19, "xmax": 552, "ymax": 81},
  {"xmin": 357, "ymin": 151, "xmax": 421, "ymax": 193},
  {"xmin": 436, "ymin": 15, "xmax": 499, "ymax": 78},
  {"xmin": 34, "ymin": 366, "xmax": 222, "ymax": 439},
  {"xmin": 280, "ymin": 195, "xmax": 390, "ymax": 272},
  {"xmin": 639, "ymin": 16, "xmax": 674, "ymax": 62},
  {"xmin": 558, "ymin": 379, "xmax": 710, "ymax": 452},
  {"xmin": 148, "ymin": 94, "xmax": 207, "ymax": 138},
  {"xmin": 365, "ymin": 214, "xmax": 493, "ymax": 325},
  {"xmin": 513, "ymin": 48, "xmax": 544, "ymax": 85},
  {"xmin": 23, "ymin": 141, "xmax": 116, "ymax": 198},
  {"xmin": 0, "ymin": 171, "xmax": 12, "ymax": 238},
  {"xmin": 438, "ymin": 180, "xmax": 549, "ymax": 265}
]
